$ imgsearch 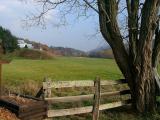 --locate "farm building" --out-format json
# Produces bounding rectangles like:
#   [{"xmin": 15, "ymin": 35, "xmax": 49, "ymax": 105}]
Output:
[{"xmin": 18, "ymin": 40, "xmax": 33, "ymax": 49}]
